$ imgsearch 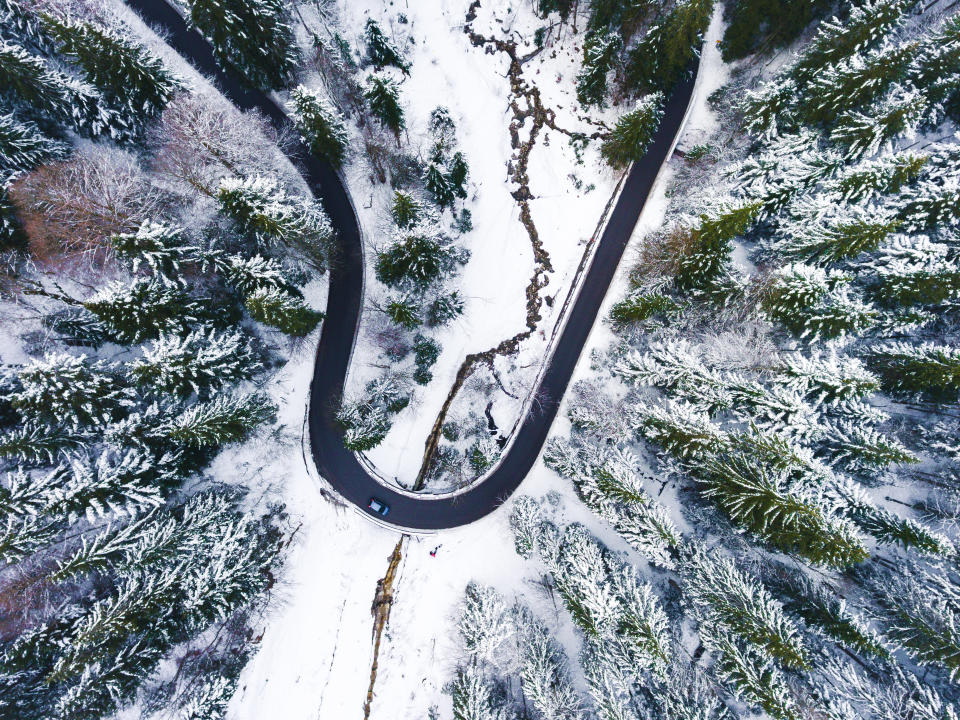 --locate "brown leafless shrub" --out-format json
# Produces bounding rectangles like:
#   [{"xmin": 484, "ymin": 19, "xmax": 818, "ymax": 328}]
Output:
[
  {"xmin": 699, "ymin": 324, "xmax": 779, "ymax": 373},
  {"xmin": 8, "ymin": 144, "xmax": 168, "ymax": 262},
  {"xmin": 0, "ymin": 555, "xmax": 66, "ymax": 642},
  {"xmin": 568, "ymin": 379, "xmax": 634, "ymax": 440},
  {"xmin": 628, "ymin": 224, "xmax": 697, "ymax": 287},
  {"xmin": 365, "ymin": 308, "xmax": 409, "ymax": 359},
  {"xmin": 149, "ymin": 93, "xmax": 294, "ymax": 197}
]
